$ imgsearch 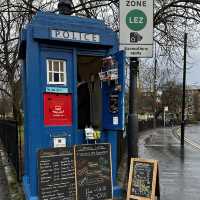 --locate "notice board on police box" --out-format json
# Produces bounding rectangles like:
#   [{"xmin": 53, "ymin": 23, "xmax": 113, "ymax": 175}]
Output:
[{"xmin": 126, "ymin": 158, "xmax": 160, "ymax": 200}]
